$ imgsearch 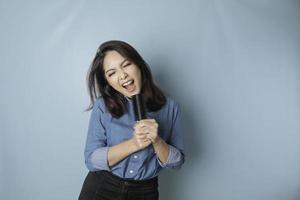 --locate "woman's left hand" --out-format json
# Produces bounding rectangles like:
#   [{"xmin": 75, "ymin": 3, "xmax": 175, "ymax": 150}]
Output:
[{"xmin": 134, "ymin": 119, "xmax": 160, "ymax": 144}]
